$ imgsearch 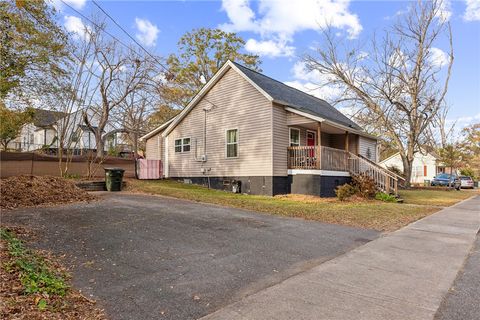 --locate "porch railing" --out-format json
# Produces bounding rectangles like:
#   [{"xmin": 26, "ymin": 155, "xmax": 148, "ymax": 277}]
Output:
[
  {"xmin": 287, "ymin": 146, "xmax": 348, "ymax": 171},
  {"xmin": 287, "ymin": 145, "xmax": 404, "ymax": 195},
  {"xmin": 287, "ymin": 146, "xmax": 318, "ymax": 169}
]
